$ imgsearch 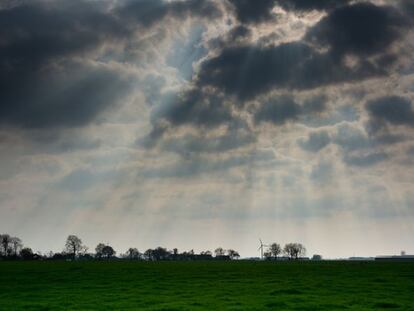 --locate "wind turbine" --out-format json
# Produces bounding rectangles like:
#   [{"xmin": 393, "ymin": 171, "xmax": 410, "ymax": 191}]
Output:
[{"xmin": 258, "ymin": 239, "xmax": 269, "ymax": 260}]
